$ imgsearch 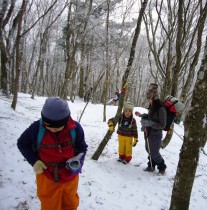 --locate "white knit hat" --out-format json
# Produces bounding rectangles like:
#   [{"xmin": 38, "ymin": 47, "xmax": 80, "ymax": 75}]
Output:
[{"xmin": 123, "ymin": 101, "xmax": 134, "ymax": 111}]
